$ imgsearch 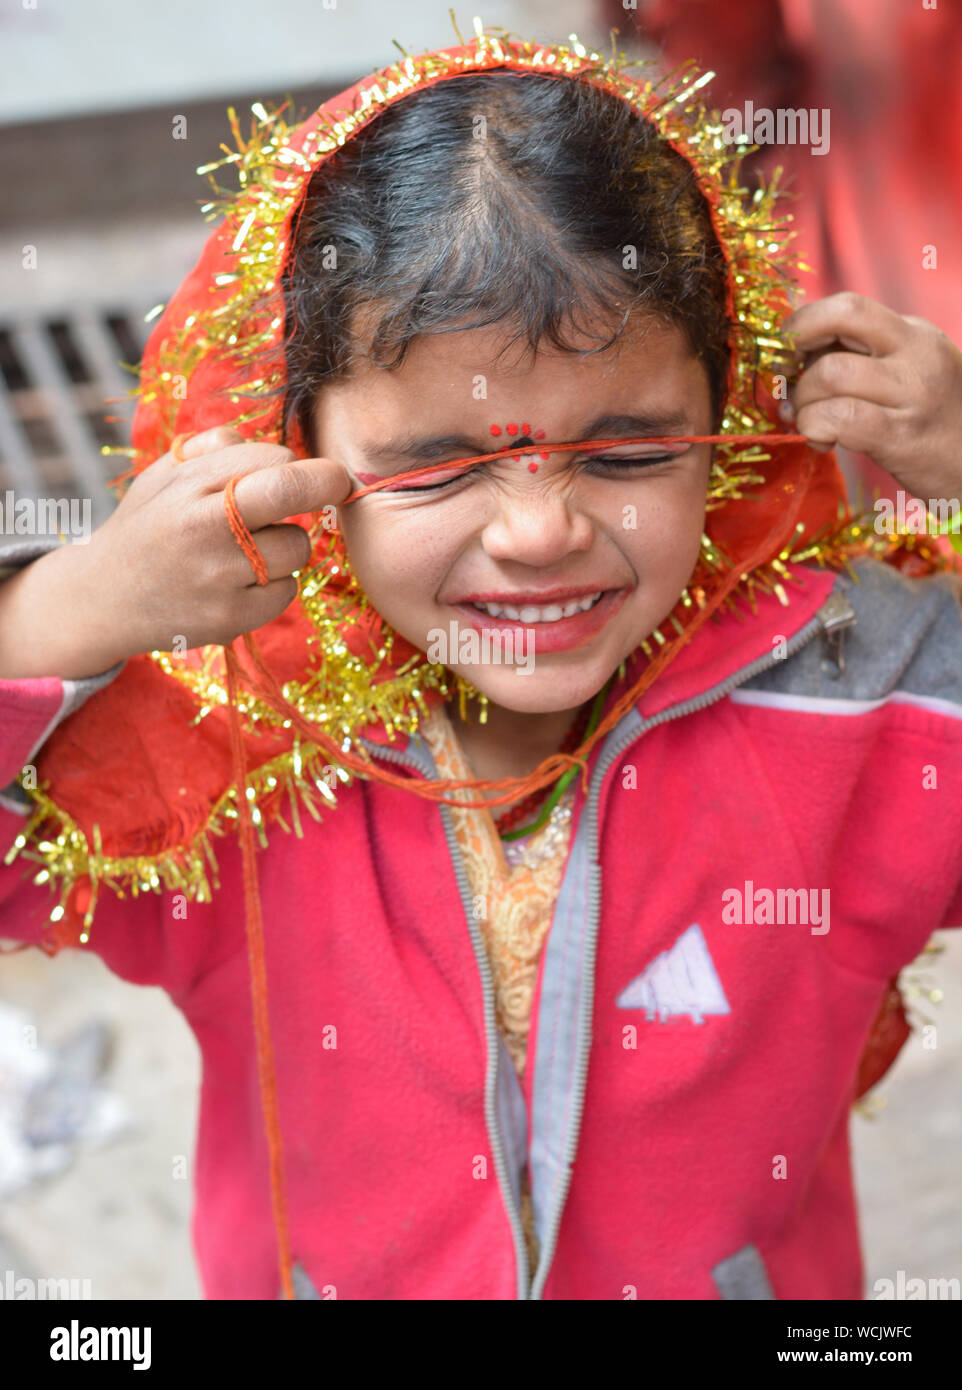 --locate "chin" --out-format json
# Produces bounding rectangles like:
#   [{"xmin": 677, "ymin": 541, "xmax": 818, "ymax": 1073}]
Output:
[{"xmin": 450, "ymin": 662, "xmax": 614, "ymax": 716}]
